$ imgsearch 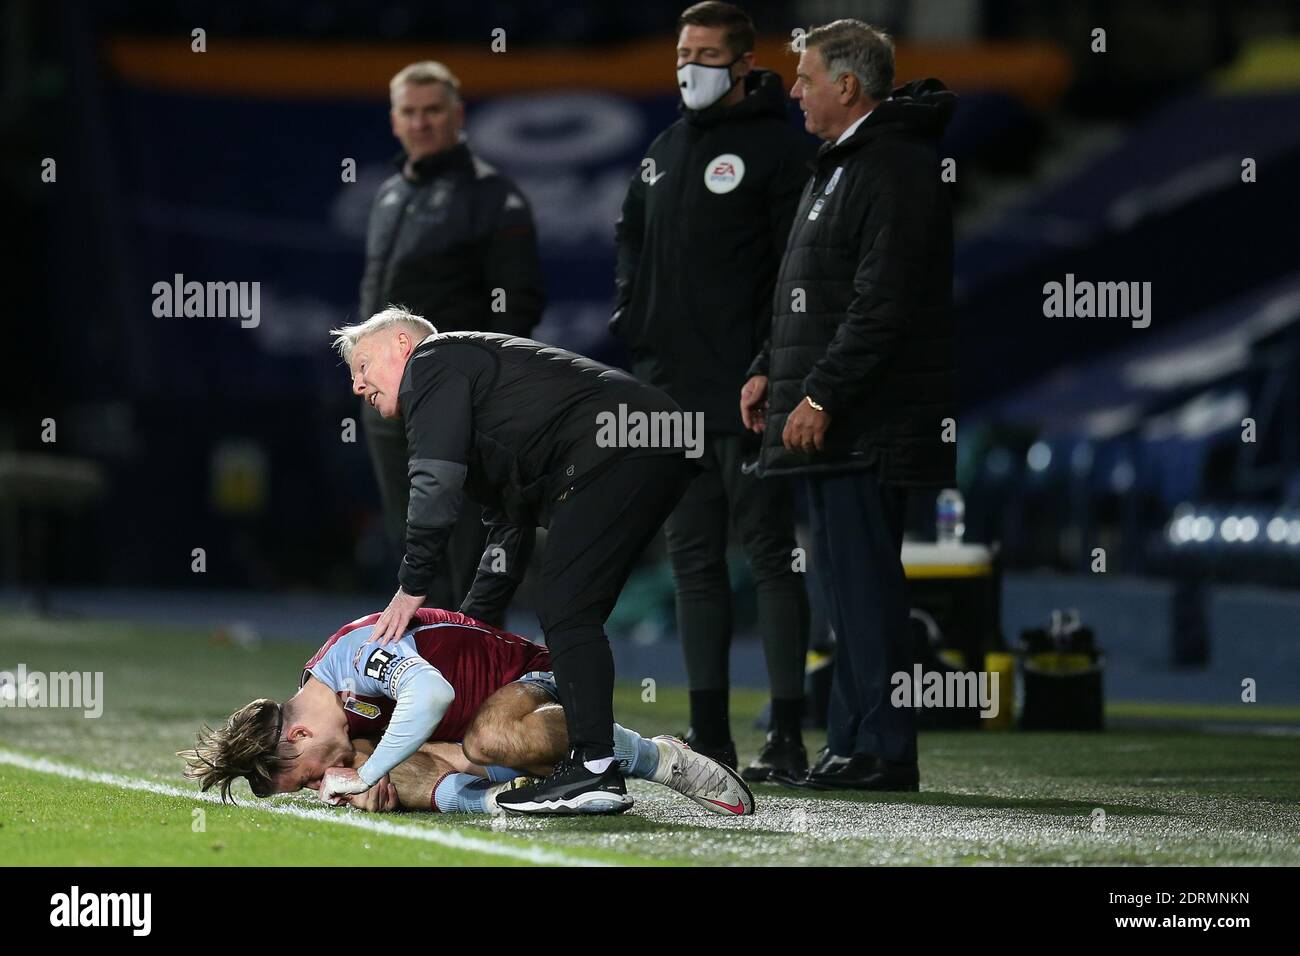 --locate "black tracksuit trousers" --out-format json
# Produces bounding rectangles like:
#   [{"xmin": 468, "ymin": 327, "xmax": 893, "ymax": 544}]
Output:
[{"xmin": 538, "ymin": 453, "xmax": 694, "ymax": 756}]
